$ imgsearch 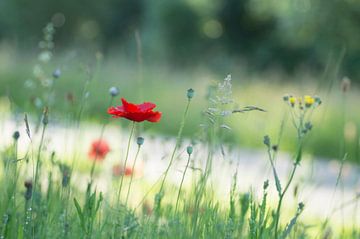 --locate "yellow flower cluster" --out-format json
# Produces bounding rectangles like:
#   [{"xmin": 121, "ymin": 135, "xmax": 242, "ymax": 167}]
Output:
[
  {"xmin": 283, "ymin": 94, "xmax": 320, "ymax": 108},
  {"xmin": 304, "ymin": 95, "xmax": 315, "ymax": 107}
]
